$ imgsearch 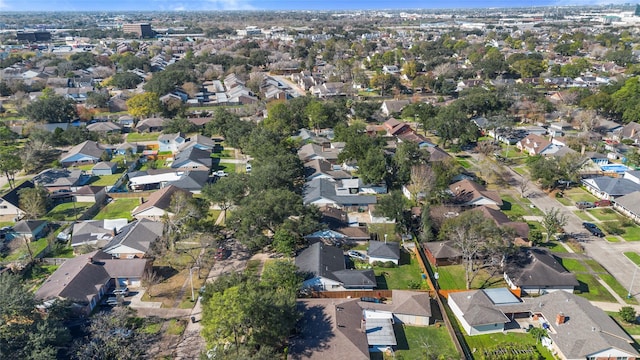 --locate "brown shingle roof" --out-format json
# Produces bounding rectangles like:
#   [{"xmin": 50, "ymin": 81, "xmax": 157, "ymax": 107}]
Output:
[{"xmin": 132, "ymin": 185, "xmax": 192, "ymax": 216}]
